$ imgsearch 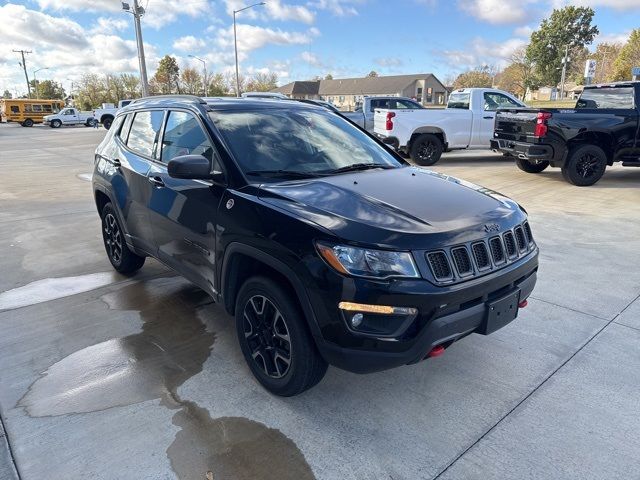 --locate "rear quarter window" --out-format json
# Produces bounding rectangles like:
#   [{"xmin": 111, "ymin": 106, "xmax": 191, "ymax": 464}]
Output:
[
  {"xmin": 576, "ymin": 87, "xmax": 635, "ymax": 109},
  {"xmin": 448, "ymin": 93, "xmax": 470, "ymax": 110}
]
